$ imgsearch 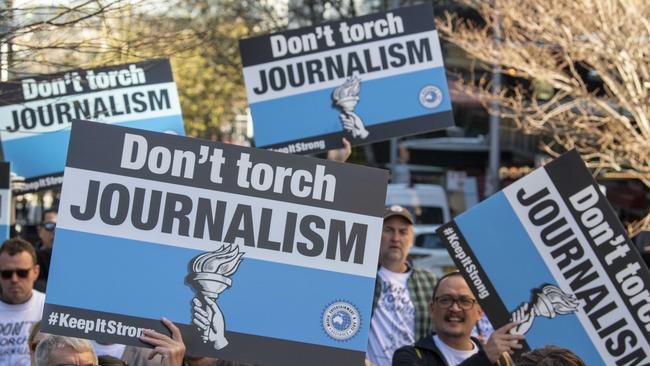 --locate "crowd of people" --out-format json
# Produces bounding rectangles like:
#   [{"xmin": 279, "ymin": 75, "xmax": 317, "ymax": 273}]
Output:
[{"xmin": 0, "ymin": 141, "xmax": 588, "ymax": 366}]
